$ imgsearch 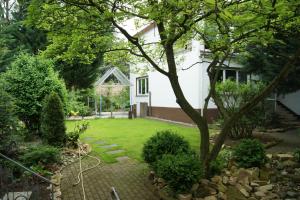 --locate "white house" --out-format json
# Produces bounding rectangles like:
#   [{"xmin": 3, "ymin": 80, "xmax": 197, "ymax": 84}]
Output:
[{"xmin": 129, "ymin": 23, "xmax": 300, "ymax": 124}]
